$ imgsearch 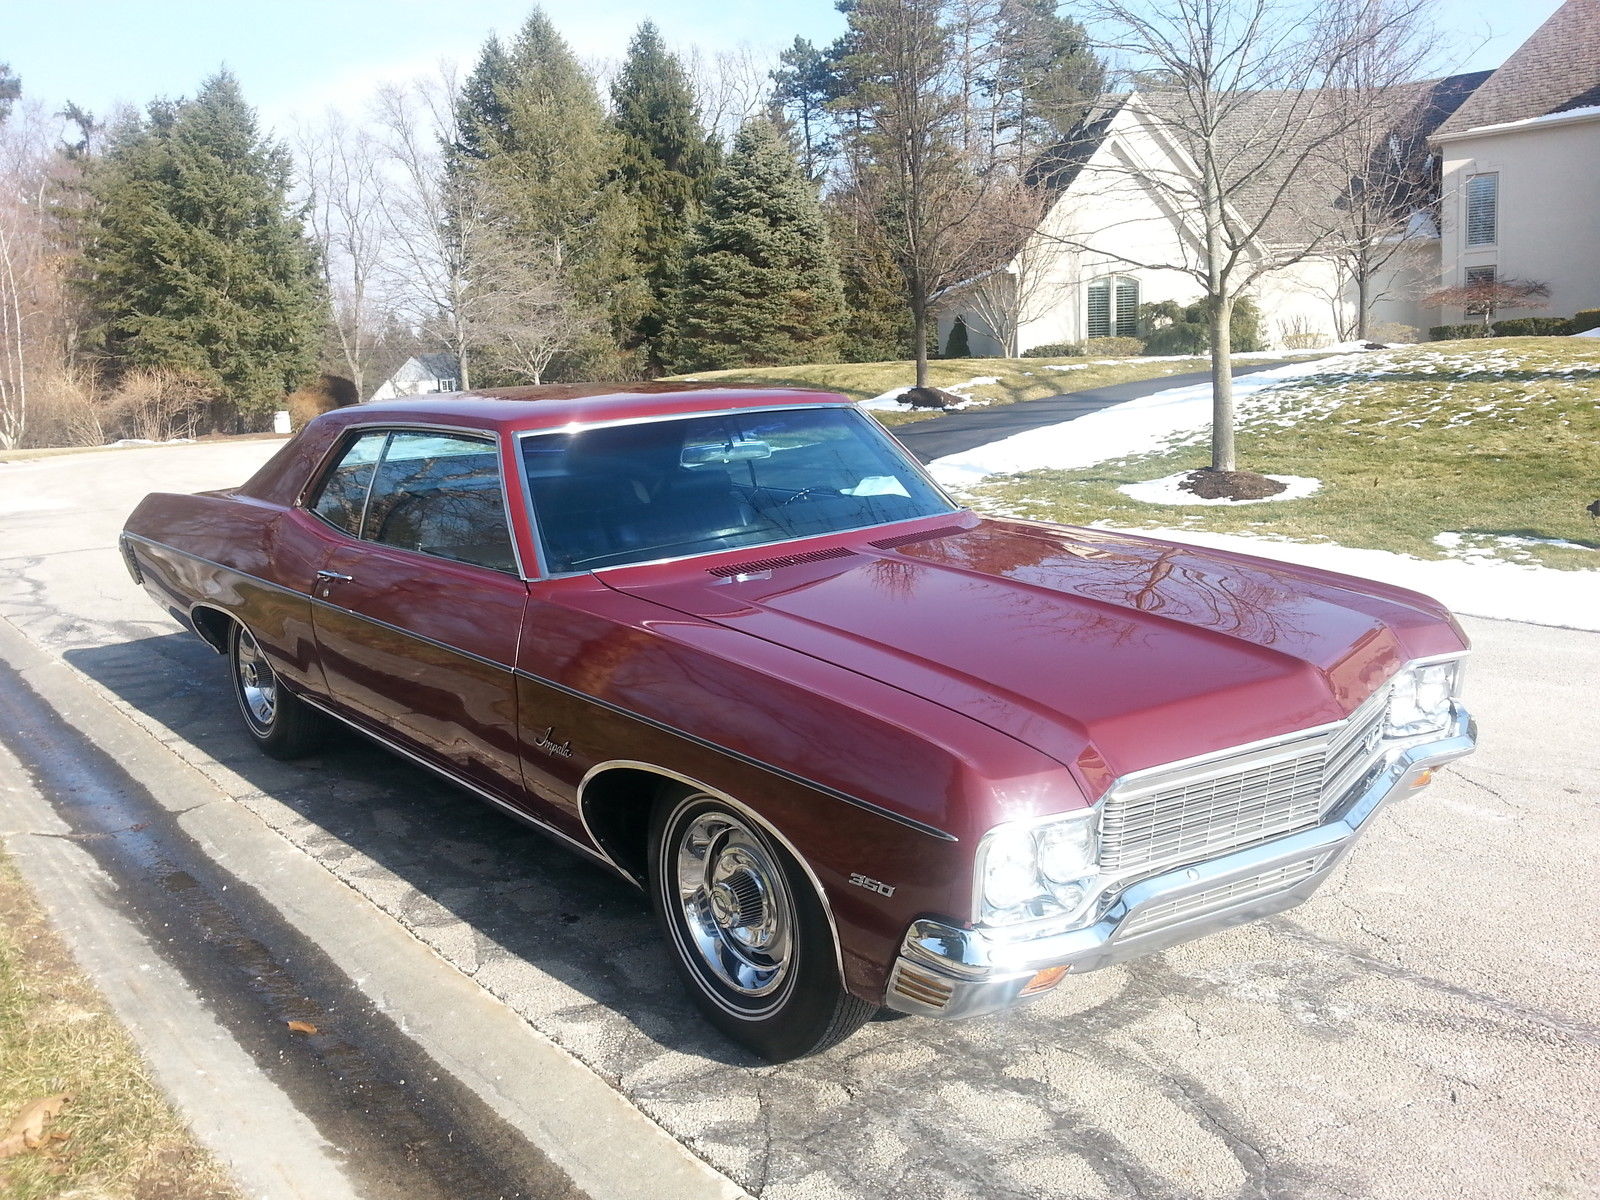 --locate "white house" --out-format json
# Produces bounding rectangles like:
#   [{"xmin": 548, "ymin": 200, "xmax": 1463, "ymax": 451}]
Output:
[
  {"xmin": 1428, "ymin": 0, "xmax": 1600, "ymax": 325},
  {"xmin": 367, "ymin": 353, "xmax": 462, "ymax": 402},
  {"xmin": 937, "ymin": 0, "xmax": 1599, "ymax": 354}
]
